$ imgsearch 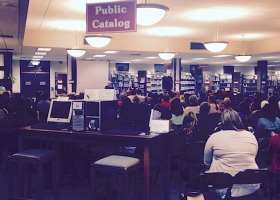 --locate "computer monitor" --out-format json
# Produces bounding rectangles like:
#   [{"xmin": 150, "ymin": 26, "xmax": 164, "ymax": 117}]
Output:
[{"xmin": 47, "ymin": 99, "xmax": 73, "ymax": 123}]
